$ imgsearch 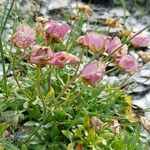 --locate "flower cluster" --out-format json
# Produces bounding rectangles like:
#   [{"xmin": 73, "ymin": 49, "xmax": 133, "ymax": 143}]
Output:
[
  {"xmin": 12, "ymin": 21, "xmax": 79, "ymax": 69},
  {"xmin": 77, "ymin": 32, "xmax": 140, "ymax": 84},
  {"xmin": 11, "ymin": 17, "xmax": 149, "ymax": 86}
]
